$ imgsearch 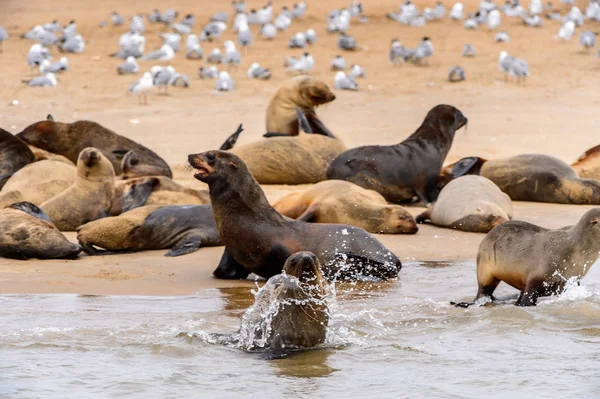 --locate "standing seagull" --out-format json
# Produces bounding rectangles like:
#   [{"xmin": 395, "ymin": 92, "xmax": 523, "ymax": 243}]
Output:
[
  {"xmin": 349, "ymin": 64, "xmax": 365, "ymax": 79},
  {"xmin": 557, "ymin": 20, "xmax": 576, "ymax": 41},
  {"xmin": 487, "ymin": 10, "xmax": 501, "ymax": 30},
  {"xmin": 22, "ymin": 73, "xmax": 57, "ymax": 87},
  {"xmin": 199, "ymin": 66, "xmax": 218, "ymax": 79},
  {"xmin": 223, "ymin": 40, "xmax": 241, "ymax": 67},
  {"xmin": 509, "ymin": 58, "xmax": 529, "ymax": 84},
  {"xmin": 186, "ymin": 34, "xmax": 204, "ymax": 59},
  {"xmin": 117, "ymin": 56, "xmax": 139, "ymax": 74},
  {"xmin": 111, "ymin": 12, "xmax": 125, "ymax": 26},
  {"xmin": 462, "ymin": 43, "xmax": 476, "ymax": 57},
  {"xmin": 579, "ymin": 31, "xmax": 595, "ymax": 50},
  {"xmin": 448, "ymin": 66, "xmax": 466, "ymax": 82},
  {"xmin": 498, "ymin": 51, "xmax": 515, "ymax": 81},
  {"xmin": 207, "ymin": 48, "xmax": 223, "ymax": 64},
  {"xmin": 450, "ymin": 2, "xmax": 465, "ymax": 20},
  {"xmin": 334, "ymin": 71, "xmax": 358, "ymax": 90},
  {"xmin": 331, "ymin": 55, "xmax": 347, "ymax": 70},
  {"xmin": 216, "ymin": 71, "xmax": 235, "ymax": 91},
  {"xmin": 260, "ymin": 23, "xmax": 277, "ymax": 39},
  {"xmin": 129, "ymin": 72, "xmax": 153, "ymax": 104},
  {"xmin": 411, "ymin": 37, "xmax": 433, "ymax": 65},
  {"xmin": 287, "ymin": 52, "xmax": 314, "ymax": 73},
  {"xmin": 390, "ymin": 39, "xmax": 413, "ymax": 64},
  {"xmin": 152, "ymin": 65, "xmax": 176, "ymax": 95},
  {"xmin": 237, "ymin": 22, "xmax": 253, "ymax": 51}
]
